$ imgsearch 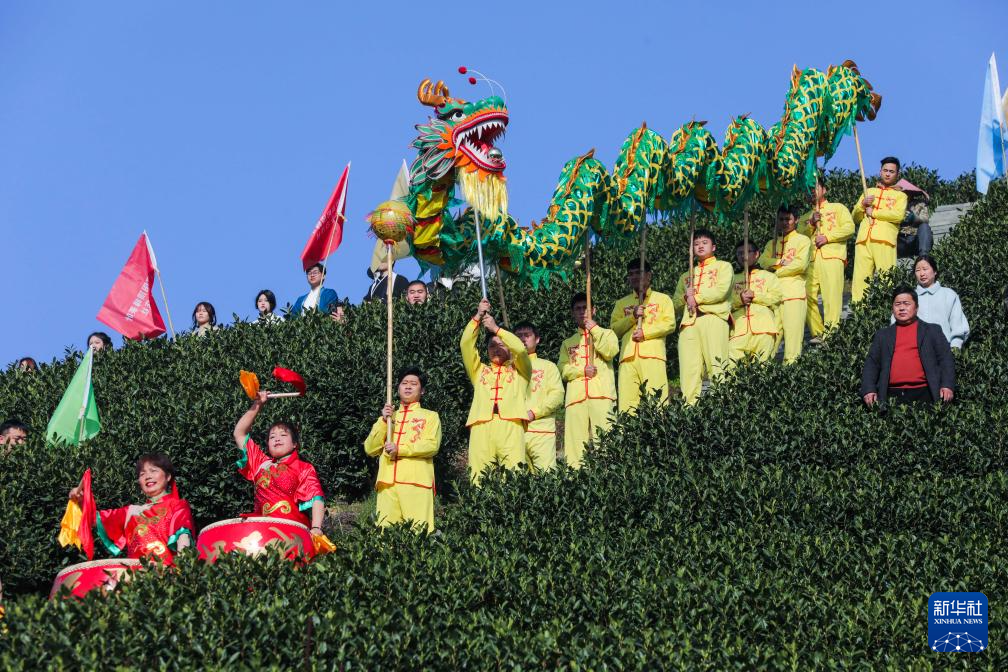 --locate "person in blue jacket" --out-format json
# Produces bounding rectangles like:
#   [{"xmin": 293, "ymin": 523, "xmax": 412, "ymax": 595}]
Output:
[{"xmin": 291, "ymin": 263, "xmax": 339, "ymax": 316}]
